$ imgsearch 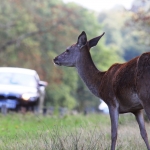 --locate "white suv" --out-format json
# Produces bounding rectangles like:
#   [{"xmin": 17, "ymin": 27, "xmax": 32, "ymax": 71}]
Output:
[{"xmin": 0, "ymin": 67, "xmax": 47, "ymax": 111}]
